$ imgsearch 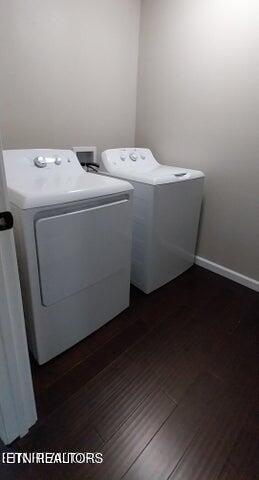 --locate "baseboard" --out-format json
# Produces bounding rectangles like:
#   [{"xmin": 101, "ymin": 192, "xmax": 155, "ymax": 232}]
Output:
[{"xmin": 195, "ymin": 256, "xmax": 259, "ymax": 292}]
